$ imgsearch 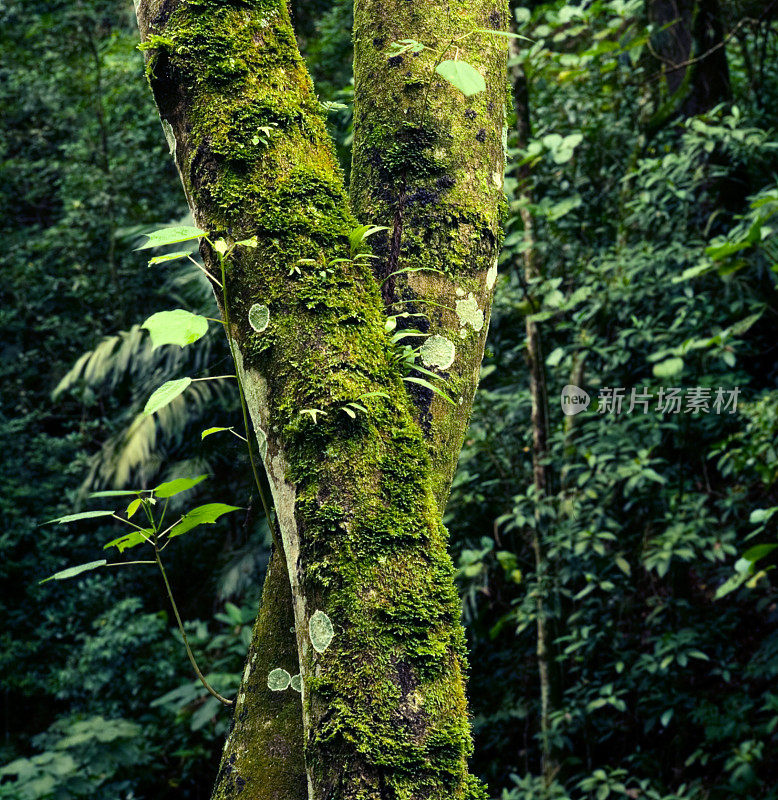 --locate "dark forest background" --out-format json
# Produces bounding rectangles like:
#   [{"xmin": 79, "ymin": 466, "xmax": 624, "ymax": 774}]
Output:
[{"xmin": 1, "ymin": 1, "xmax": 777, "ymax": 798}]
